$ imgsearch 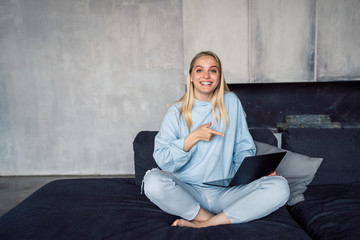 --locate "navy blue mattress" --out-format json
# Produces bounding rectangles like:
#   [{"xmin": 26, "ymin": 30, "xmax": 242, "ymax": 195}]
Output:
[{"xmin": 0, "ymin": 178, "xmax": 311, "ymax": 240}]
